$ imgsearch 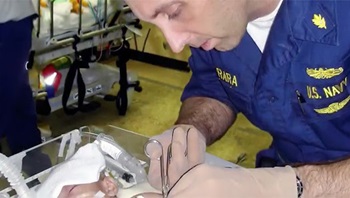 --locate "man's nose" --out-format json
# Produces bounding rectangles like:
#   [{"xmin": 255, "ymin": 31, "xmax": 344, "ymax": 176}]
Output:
[{"xmin": 161, "ymin": 28, "xmax": 187, "ymax": 53}]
